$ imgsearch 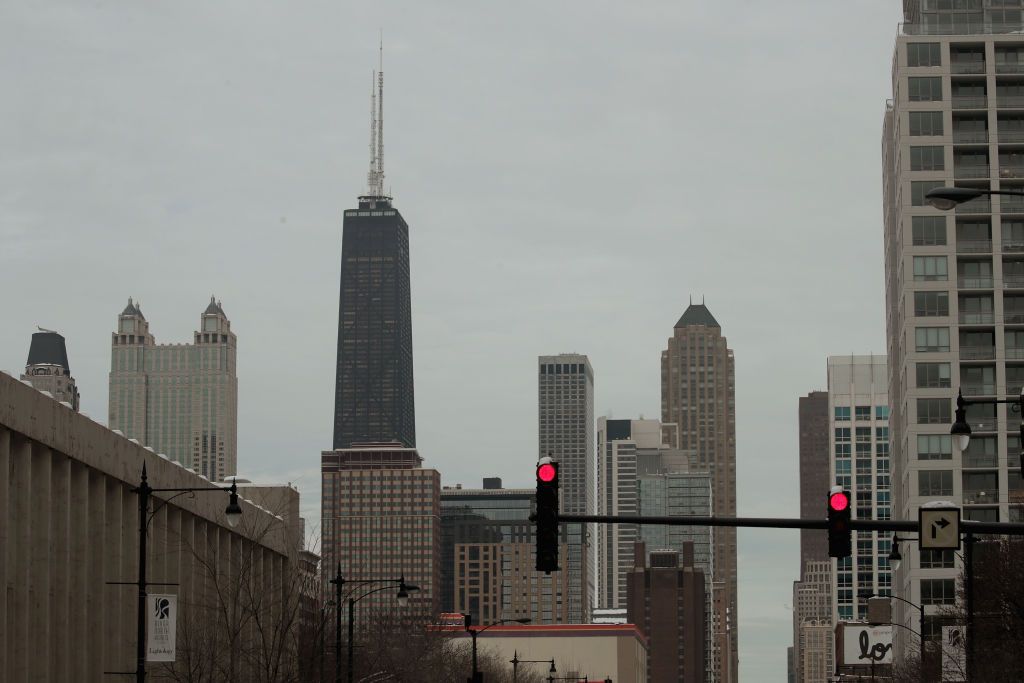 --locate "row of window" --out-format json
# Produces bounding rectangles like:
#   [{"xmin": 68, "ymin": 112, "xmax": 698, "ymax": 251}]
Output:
[
  {"xmin": 909, "ymin": 216, "xmax": 1024, "ymax": 246},
  {"xmin": 834, "ymin": 406, "xmax": 889, "ymax": 421}
]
